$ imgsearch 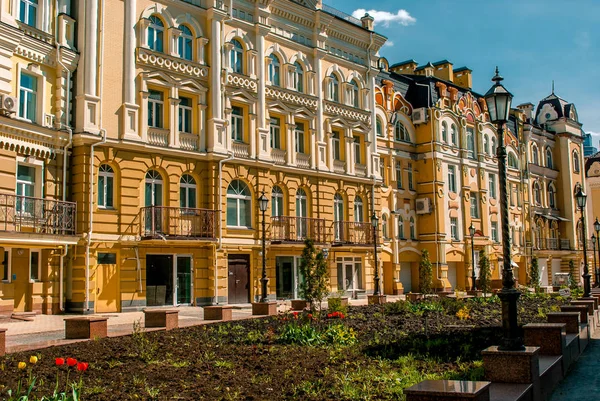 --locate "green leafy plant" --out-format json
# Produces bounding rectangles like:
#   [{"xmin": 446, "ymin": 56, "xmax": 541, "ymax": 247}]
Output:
[
  {"xmin": 131, "ymin": 319, "xmax": 159, "ymax": 363},
  {"xmin": 419, "ymin": 249, "xmax": 433, "ymax": 294},
  {"xmin": 568, "ymin": 259, "xmax": 578, "ymax": 289},
  {"xmin": 478, "ymin": 249, "xmax": 491, "ymax": 296},
  {"xmin": 529, "ymin": 257, "xmax": 541, "ymax": 292},
  {"xmin": 278, "ymin": 322, "xmax": 323, "ymax": 346},
  {"xmin": 299, "ymin": 238, "xmax": 330, "ymax": 312},
  {"xmin": 327, "ymin": 296, "xmax": 347, "ymax": 315}
]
